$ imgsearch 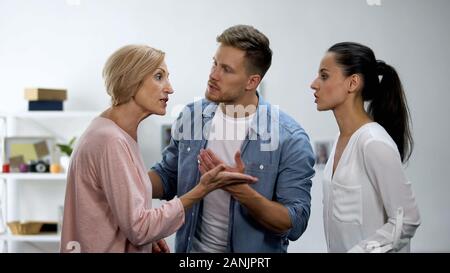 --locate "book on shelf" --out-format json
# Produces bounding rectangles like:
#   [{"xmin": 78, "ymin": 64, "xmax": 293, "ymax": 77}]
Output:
[
  {"xmin": 28, "ymin": 100, "xmax": 63, "ymax": 111},
  {"xmin": 24, "ymin": 88, "xmax": 67, "ymax": 101}
]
